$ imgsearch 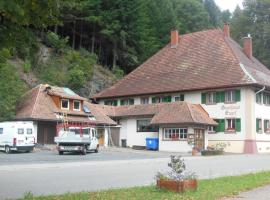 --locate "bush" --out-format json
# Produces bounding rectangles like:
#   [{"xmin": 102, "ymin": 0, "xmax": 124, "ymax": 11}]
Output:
[
  {"xmin": 23, "ymin": 59, "xmax": 31, "ymax": 73},
  {"xmin": 46, "ymin": 31, "xmax": 69, "ymax": 54},
  {"xmin": 113, "ymin": 65, "xmax": 124, "ymax": 79},
  {"xmin": 68, "ymin": 68, "xmax": 86, "ymax": 90}
]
